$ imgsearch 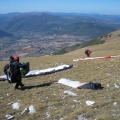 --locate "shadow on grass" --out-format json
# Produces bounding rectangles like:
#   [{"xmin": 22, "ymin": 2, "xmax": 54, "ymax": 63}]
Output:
[{"xmin": 21, "ymin": 81, "xmax": 57, "ymax": 91}]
